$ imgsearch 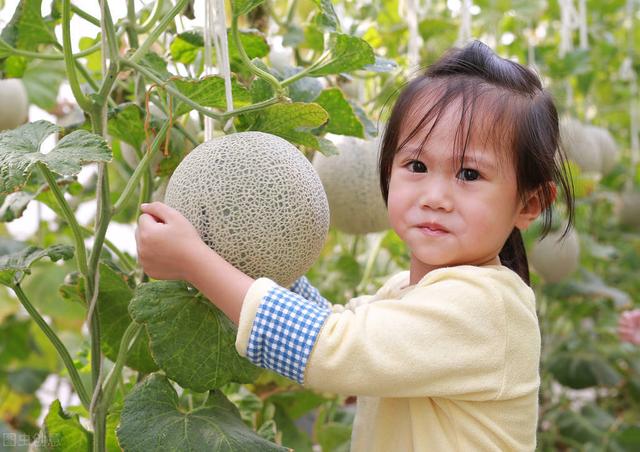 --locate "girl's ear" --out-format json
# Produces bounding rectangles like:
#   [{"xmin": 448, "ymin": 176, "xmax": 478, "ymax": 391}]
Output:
[{"xmin": 515, "ymin": 182, "xmax": 557, "ymax": 230}]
